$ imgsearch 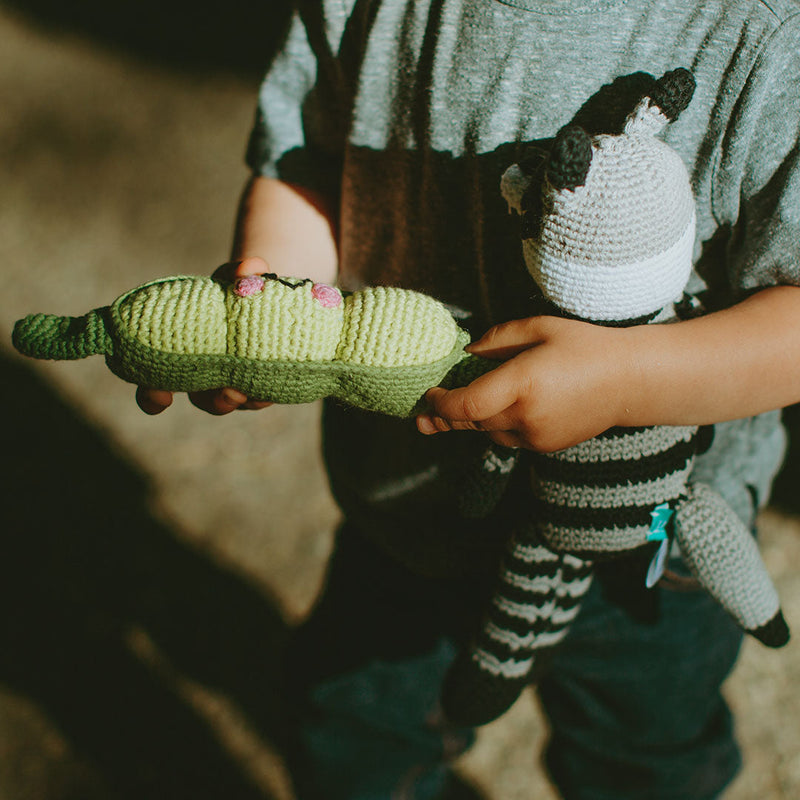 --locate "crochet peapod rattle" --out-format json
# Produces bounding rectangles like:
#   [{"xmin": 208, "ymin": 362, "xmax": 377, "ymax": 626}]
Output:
[
  {"xmin": 441, "ymin": 68, "xmax": 790, "ymax": 728},
  {"xmin": 12, "ymin": 274, "xmax": 490, "ymax": 417}
]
